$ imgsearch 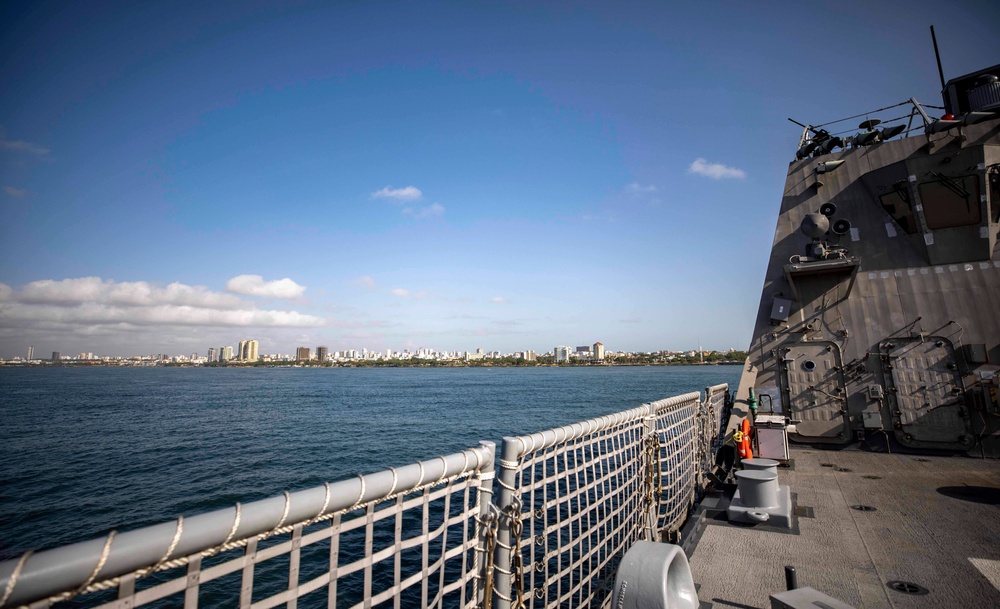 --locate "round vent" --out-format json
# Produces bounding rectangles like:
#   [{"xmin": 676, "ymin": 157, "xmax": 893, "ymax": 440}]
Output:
[
  {"xmin": 819, "ymin": 202, "xmax": 837, "ymax": 217},
  {"xmin": 832, "ymin": 219, "xmax": 852, "ymax": 235}
]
